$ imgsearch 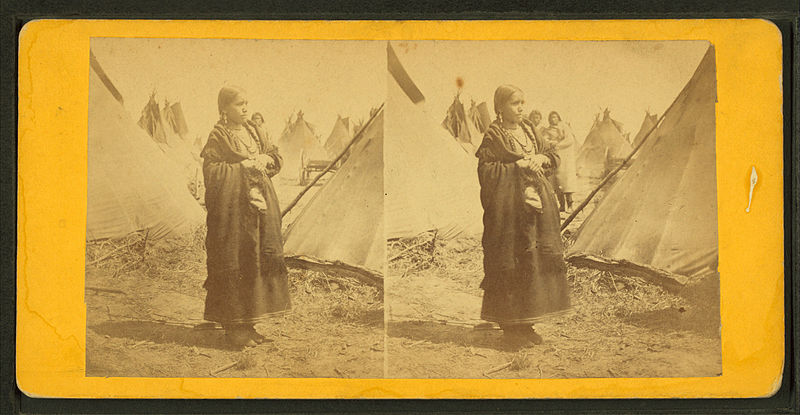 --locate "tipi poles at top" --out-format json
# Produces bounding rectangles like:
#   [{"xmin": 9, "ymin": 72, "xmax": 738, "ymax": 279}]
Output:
[
  {"xmin": 560, "ymin": 97, "xmax": 680, "ymax": 232},
  {"xmin": 281, "ymin": 102, "xmax": 384, "ymax": 218}
]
